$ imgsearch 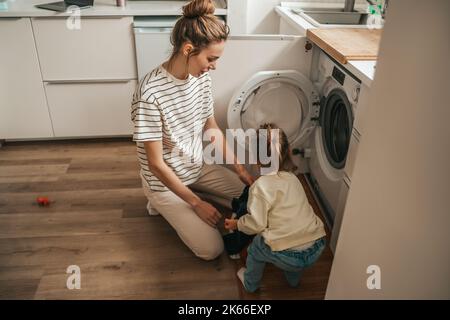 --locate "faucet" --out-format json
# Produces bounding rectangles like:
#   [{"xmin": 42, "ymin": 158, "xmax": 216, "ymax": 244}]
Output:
[
  {"xmin": 365, "ymin": 0, "xmax": 389, "ymax": 19},
  {"xmin": 381, "ymin": 0, "xmax": 389, "ymax": 20},
  {"xmin": 345, "ymin": 0, "xmax": 389, "ymax": 19},
  {"xmin": 344, "ymin": 0, "xmax": 355, "ymax": 12}
]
